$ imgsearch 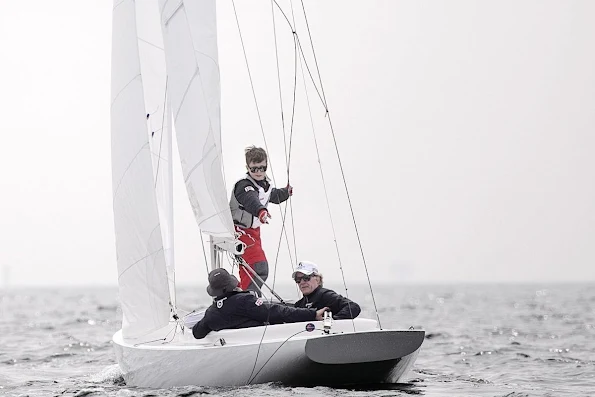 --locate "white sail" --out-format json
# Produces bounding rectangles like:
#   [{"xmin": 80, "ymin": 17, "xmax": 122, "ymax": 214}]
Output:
[
  {"xmin": 159, "ymin": 0, "xmax": 235, "ymax": 239},
  {"xmin": 135, "ymin": 0, "xmax": 177, "ymax": 309},
  {"xmin": 111, "ymin": 0, "xmax": 171, "ymax": 339}
]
